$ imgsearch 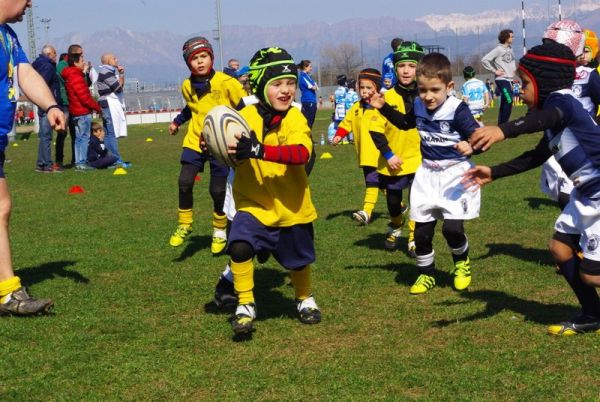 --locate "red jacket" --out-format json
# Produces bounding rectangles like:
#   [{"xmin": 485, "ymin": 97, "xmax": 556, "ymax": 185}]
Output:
[{"xmin": 60, "ymin": 66, "xmax": 101, "ymax": 116}]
